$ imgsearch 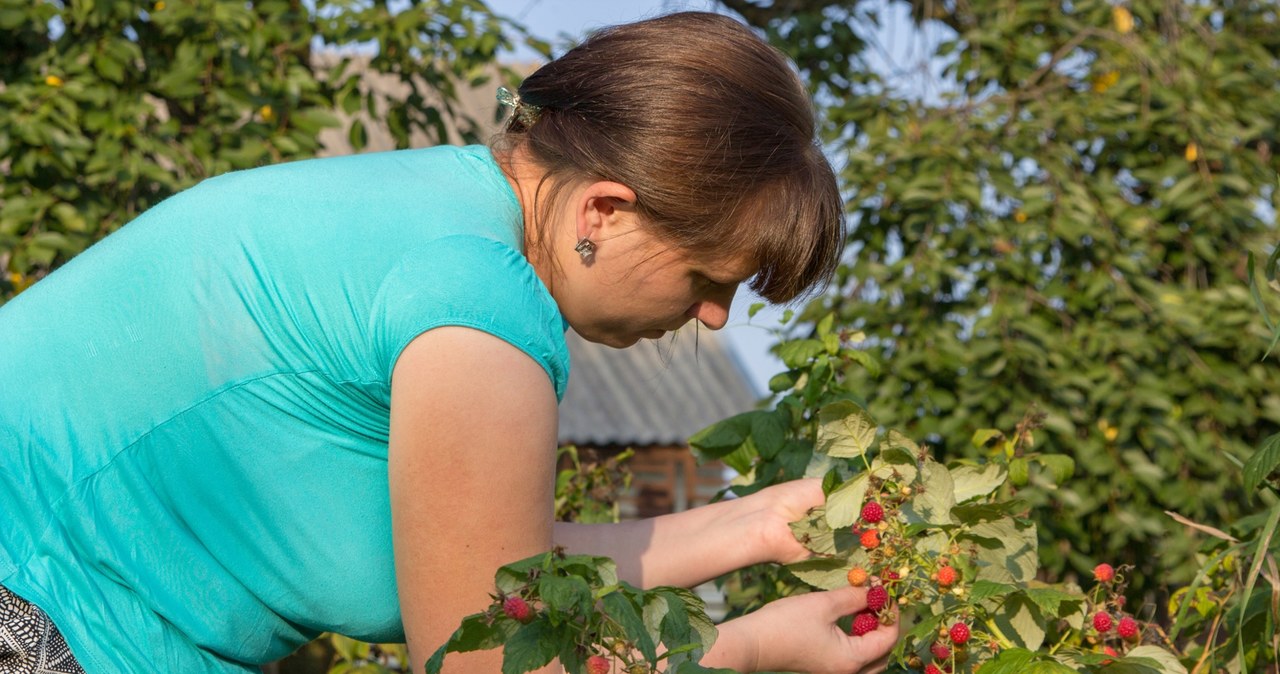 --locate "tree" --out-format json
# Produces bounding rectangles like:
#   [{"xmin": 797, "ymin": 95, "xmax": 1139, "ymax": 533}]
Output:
[
  {"xmin": 722, "ymin": 0, "xmax": 1280, "ymax": 596},
  {"xmin": 0, "ymin": 0, "xmax": 540, "ymax": 299}
]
